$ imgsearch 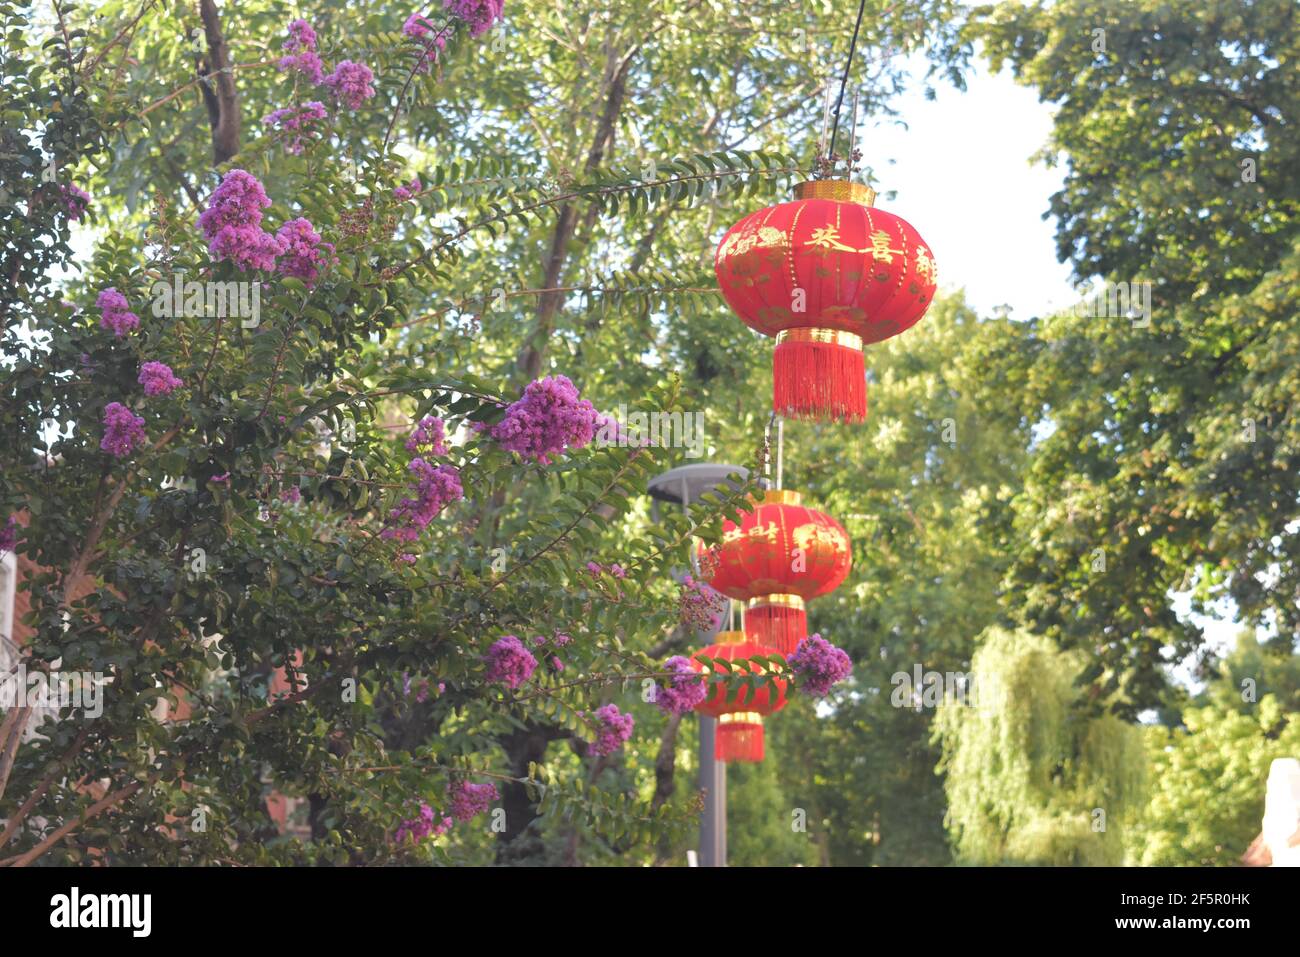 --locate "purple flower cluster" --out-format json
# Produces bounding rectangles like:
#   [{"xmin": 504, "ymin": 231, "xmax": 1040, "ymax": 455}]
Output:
[
  {"xmin": 403, "ymin": 14, "xmax": 447, "ymax": 72},
  {"xmin": 653, "ymin": 655, "xmax": 708, "ymax": 716},
  {"xmin": 394, "ymin": 177, "xmax": 422, "ymax": 202},
  {"xmin": 679, "ymin": 574, "xmax": 725, "ymax": 633},
  {"xmin": 276, "ymin": 217, "xmax": 334, "ymax": 285},
  {"xmin": 484, "ymin": 375, "xmax": 599, "ymax": 465},
  {"xmin": 588, "ymin": 703, "xmax": 634, "ymax": 757},
  {"xmin": 101, "ymin": 403, "xmax": 146, "ymax": 458},
  {"xmin": 96, "ymin": 288, "xmax": 139, "ymax": 337},
  {"xmin": 531, "ymin": 632, "xmax": 572, "ymax": 648},
  {"xmin": 323, "ymin": 60, "xmax": 376, "ymax": 110},
  {"xmin": 484, "ymin": 635, "xmax": 537, "ymax": 689},
  {"xmin": 60, "ymin": 183, "xmax": 90, "ymax": 221},
  {"xmin": 278, "ymin": 19, "xmax": 324, "ymax": 84},
  {"xmin": 787, "ymin": 633, "xmax": 853, "ymax": 697},
  {"xmin": 405, "ymin": 416, "xmax": 449, "ymax": 456},
  {"xmin": 138, "ymin": 361, "xmax": 183, "ymax": 397},
  {"xmin": 392, "ymin": 778, "xmax": 497, "ymax": 847},
  {"xmin": 284, "ymin": 17, "xmax": 317, "ymax": 50},
  {"xmin": 383, "ymin": 458, "xmax": 464, "ymax": 542},
  {"xmin": 586, "ymin": 561, "xmax": 626, "ymax": 579},
  {"xmin": 444, "ymin": 0, "xmax": 505, "ymax": 37},
  {"xmin": 197, "ymin": 169, "xmax": 283, "ymax": 272},
  {"xmin": 446, "ymin": 780, "xmax": 499, "ymax": 822},
  {"xmin": 394, "ymin": 803, "xmax": 452, "ymax": 844},
  {"xmin": 263, "ymin": 101, "xmax": 328, "ymax": 154},
  {"xmin": 0, "ymin": 516, "xmax": 19, "ymax": 556}
]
